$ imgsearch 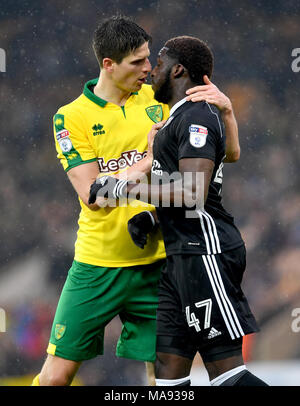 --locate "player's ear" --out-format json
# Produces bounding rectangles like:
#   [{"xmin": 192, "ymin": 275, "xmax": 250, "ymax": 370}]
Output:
[
  {"xmin": 102, "ymin": 57, "xmax": 115, "ymax": 73},
  {"xmin": 172, "ymin": 64, "xmax": 186, "ymax": 79}
]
